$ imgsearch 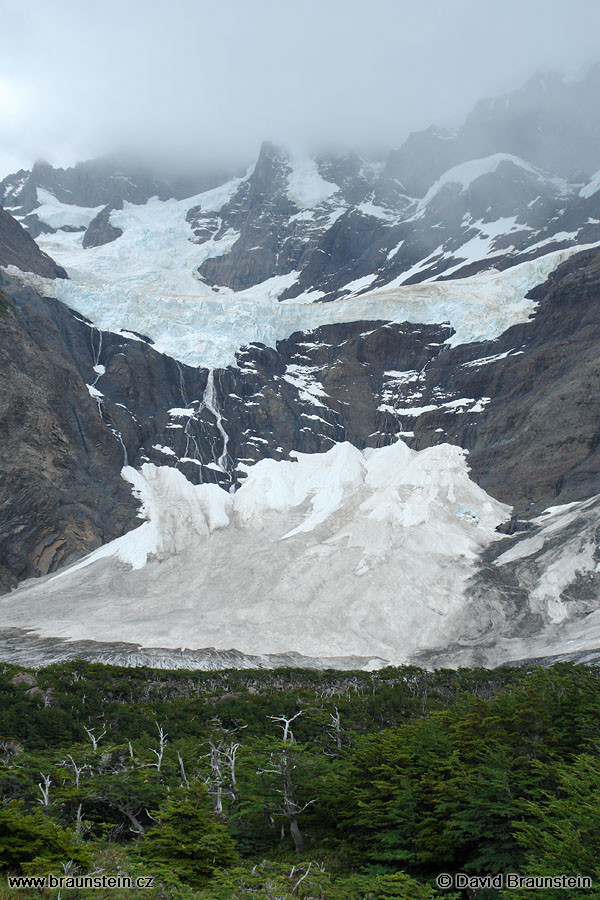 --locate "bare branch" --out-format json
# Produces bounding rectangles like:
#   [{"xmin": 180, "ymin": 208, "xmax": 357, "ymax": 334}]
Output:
[
  {"xmin": 177, "ymin": 752, "xmax": 189, "ymax": 788},
  {"xmin": 267, "ymin": 711, "xmax": 304, "ymax": 743},
  {"xmin": 147, "ymin": 722, "xmax": 168, "ymax": 772},
  {"xmin": 292, "ymin": 862, "xmax": 312, "ymax": 895},
  {"xmin": 37, "ymin": 773, "xmax": 51, "ymax": 806},
  {"xmin": 83, "ymin": 725, "xmax": 106, "ymax": 752}
]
